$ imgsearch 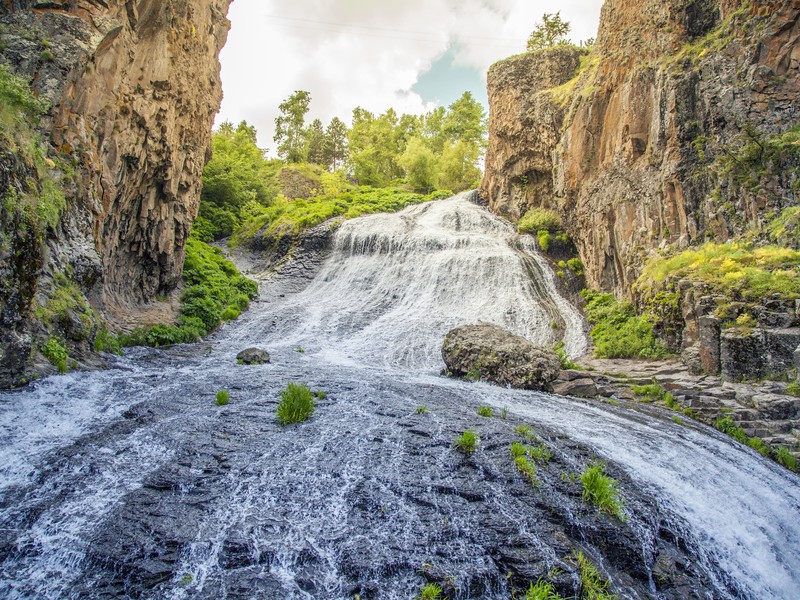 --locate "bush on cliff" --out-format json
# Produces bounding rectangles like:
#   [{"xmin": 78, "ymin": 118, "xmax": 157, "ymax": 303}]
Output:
[
  {"xmin": 518, "ymin": 207, "xmax": 560, "ymax": 235},
  {"xmin": 581, "ymin": 290, "xmax": 670, "ymax": 359},
  {"xmin": 121, "ymin": 235, "xmax": 258, "ymax": 347}
]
